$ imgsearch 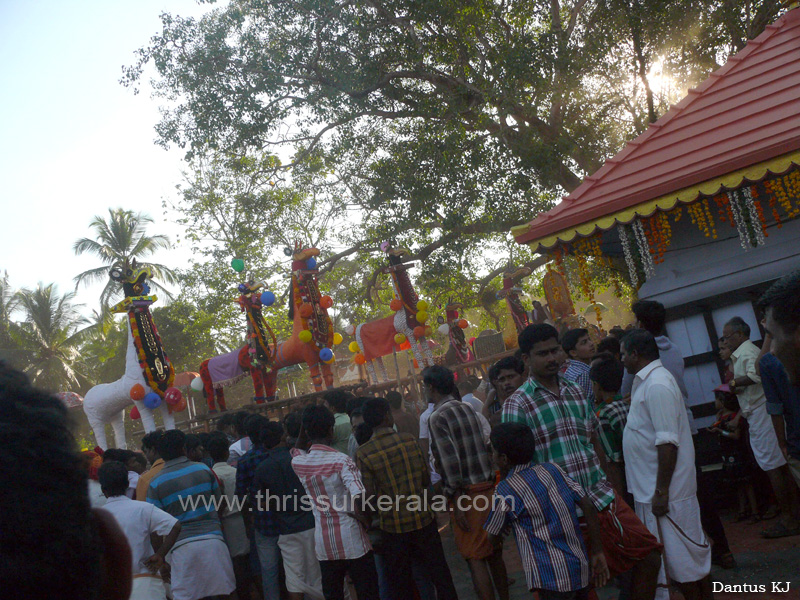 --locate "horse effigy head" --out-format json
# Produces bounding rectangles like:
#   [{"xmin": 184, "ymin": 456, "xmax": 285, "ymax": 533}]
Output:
[
  {"xmin": 285, "ymin": 241, "xmax": 320, "ymax": 271},
  {"xmin": 238, "ymin": 279, "xmax": 265, "ymax": 311},
  {"xmin": 109, "ymin": 260, "xmax": 152, "ymax": 298}
]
